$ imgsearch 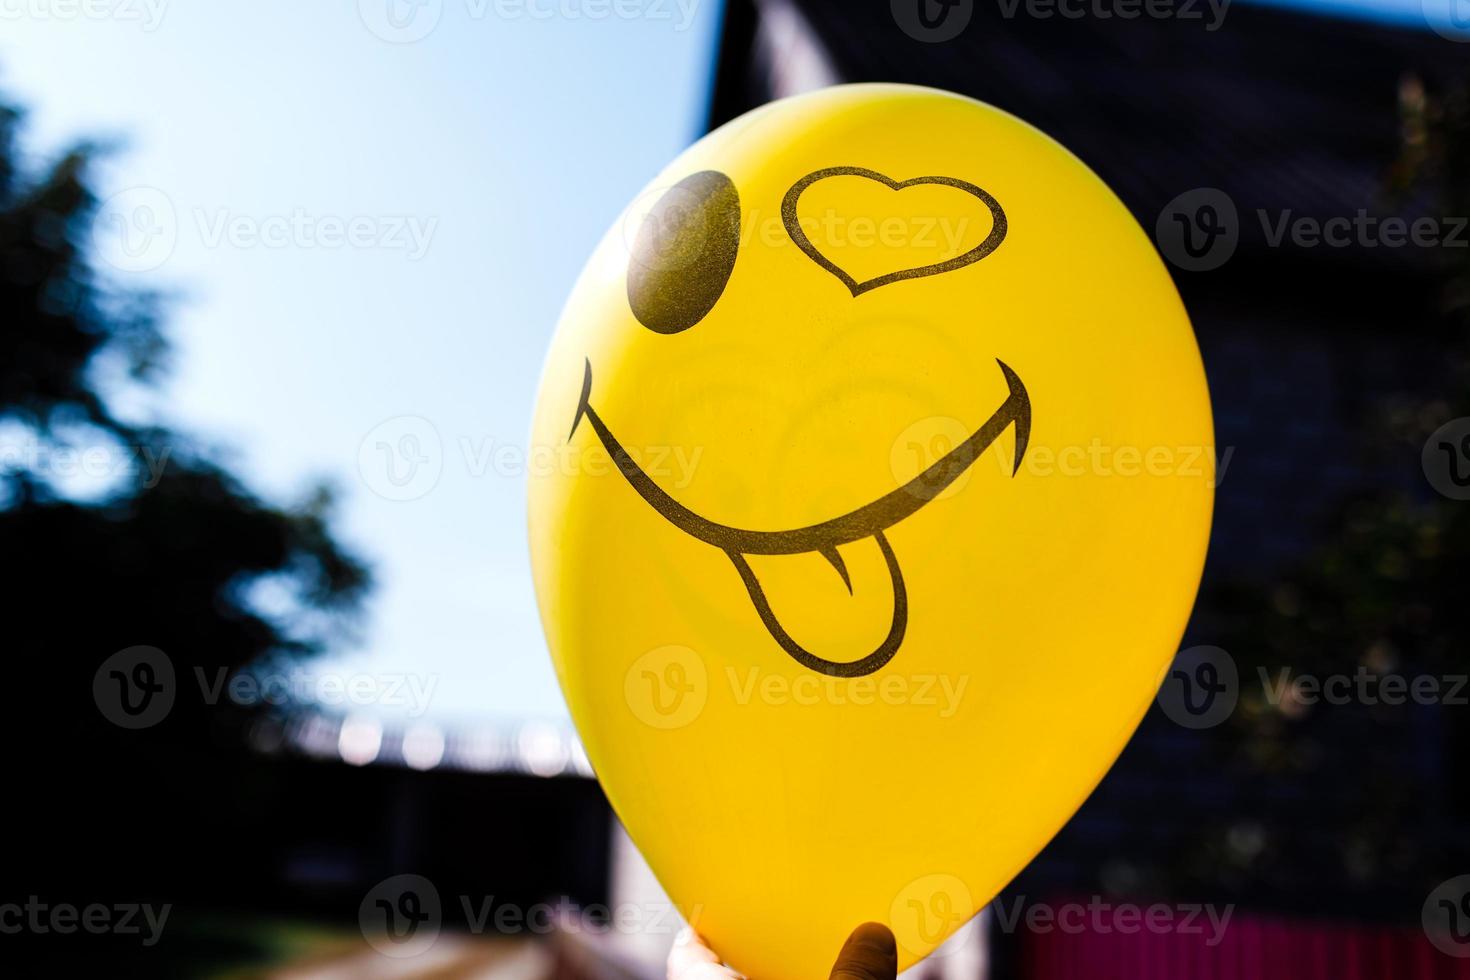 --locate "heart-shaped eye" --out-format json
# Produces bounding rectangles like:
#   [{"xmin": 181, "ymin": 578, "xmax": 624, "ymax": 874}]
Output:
[
  {"xmin": 626, "ymin": 170, "xmax": 741, "ymax": 335},
  {"xmin": 782, "ymin": 166, "xmax": 1007, "ymax": 296}
]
